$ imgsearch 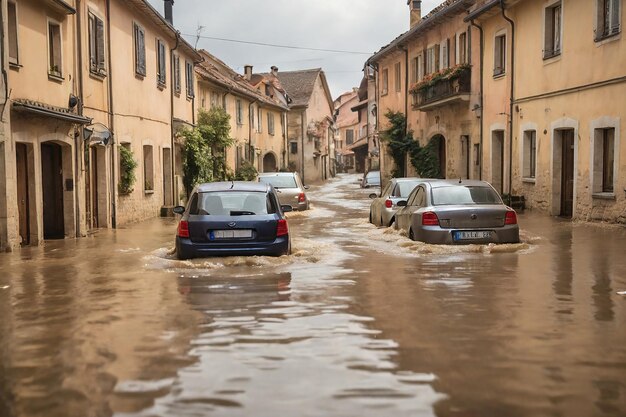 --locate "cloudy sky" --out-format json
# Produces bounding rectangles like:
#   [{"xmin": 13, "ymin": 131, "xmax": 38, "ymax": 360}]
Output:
[{"xmin": 146, "ymin": 0, "xmax": 441, "ymax": 98}]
